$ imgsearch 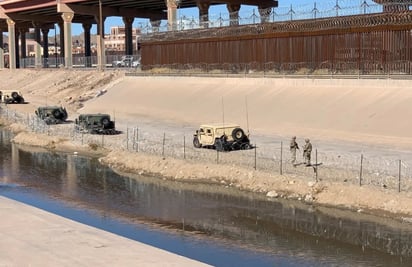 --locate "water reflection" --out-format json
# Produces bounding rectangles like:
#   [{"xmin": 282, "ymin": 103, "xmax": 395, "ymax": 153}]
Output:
[{"xmin": 0, "ymin": 129, "xmax": 412, "ymax": 266}]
